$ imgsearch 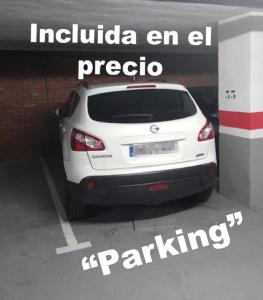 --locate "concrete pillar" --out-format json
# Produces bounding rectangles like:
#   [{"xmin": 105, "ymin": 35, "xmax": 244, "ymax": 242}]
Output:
[{"xmin": 219, "ymin": 12, "xmax": 263, "ymax": 208}]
